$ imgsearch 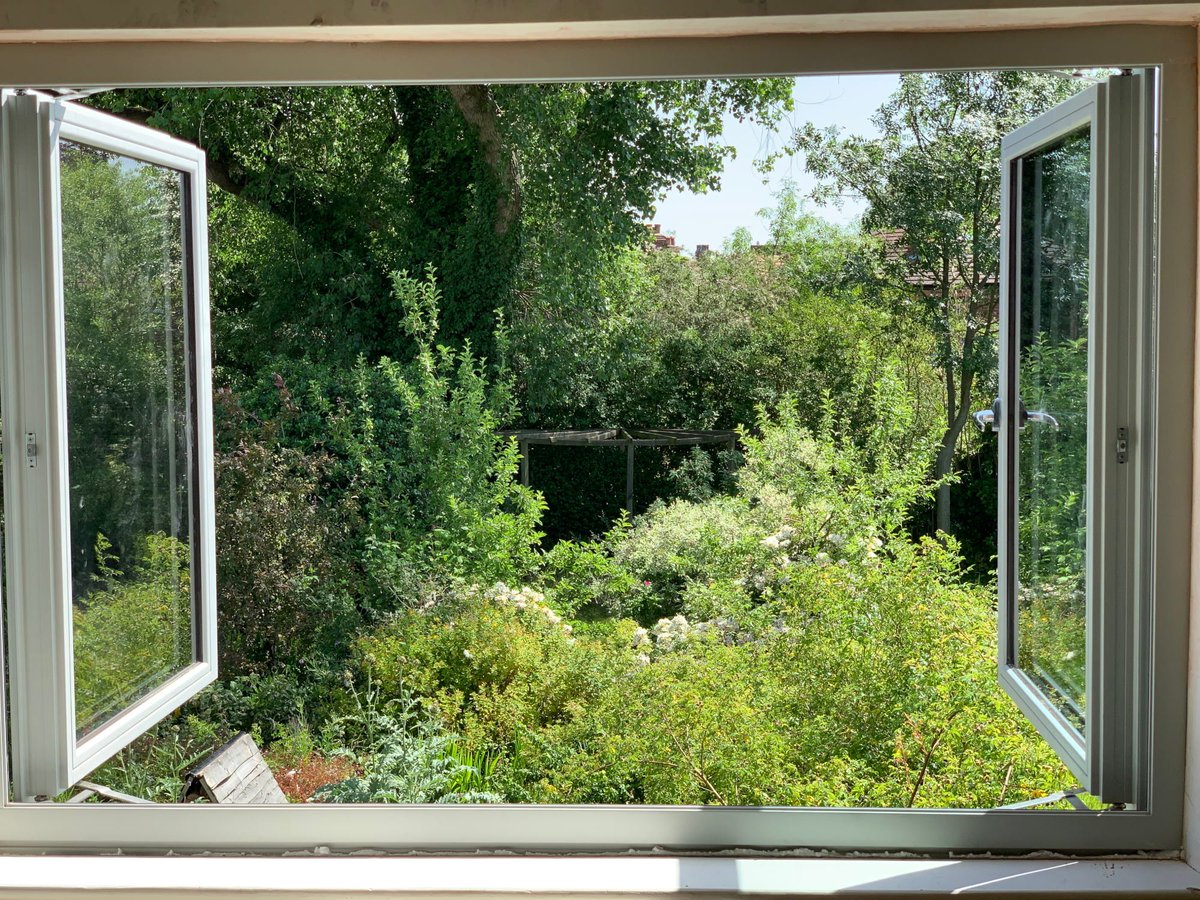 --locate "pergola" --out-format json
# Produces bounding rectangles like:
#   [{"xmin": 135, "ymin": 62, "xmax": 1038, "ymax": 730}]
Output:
[{"xmin": 501, "ymin": 428, "xmax": 738, "ymax": 513}]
